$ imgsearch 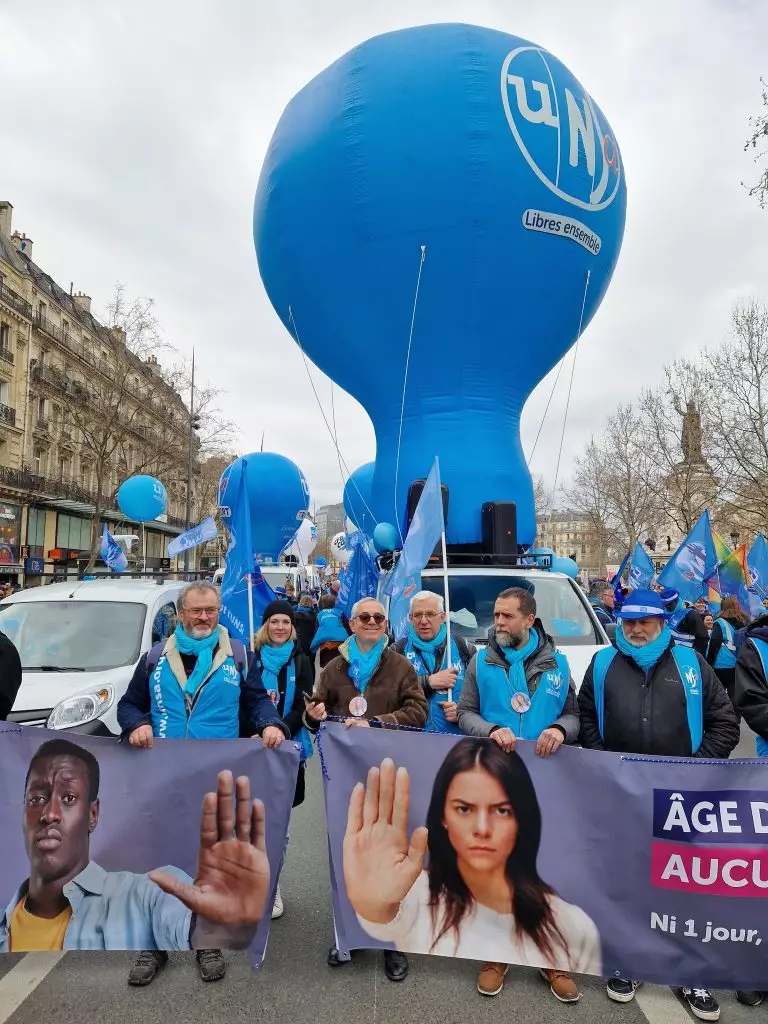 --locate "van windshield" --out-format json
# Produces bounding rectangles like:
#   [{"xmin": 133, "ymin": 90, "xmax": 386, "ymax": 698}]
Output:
[
  {"xmin": 420, "ymin": 575, "xmax": 601, "ymax": 646},
  {"xmin": 0, "ymin": 601, "xmax": 147, "ymax": 671}
]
